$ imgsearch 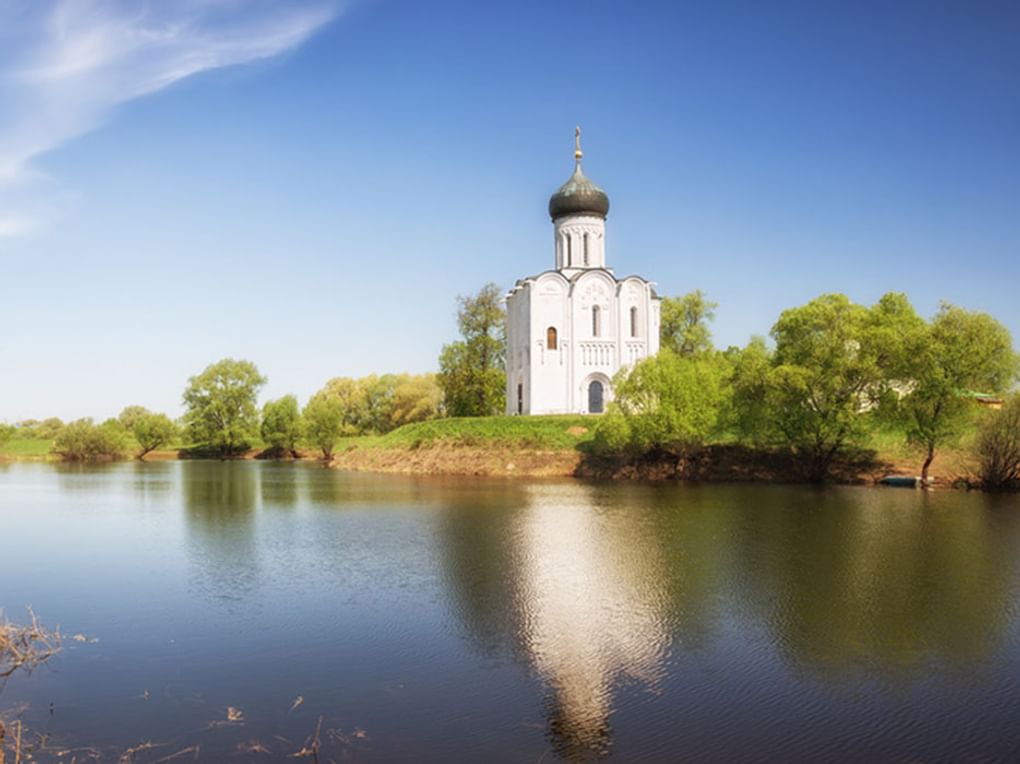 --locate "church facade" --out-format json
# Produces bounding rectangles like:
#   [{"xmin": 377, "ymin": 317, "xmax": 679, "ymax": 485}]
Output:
[{"xmin": 505, "ymin": 130, "xmax": 661, "ymax": 415}]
